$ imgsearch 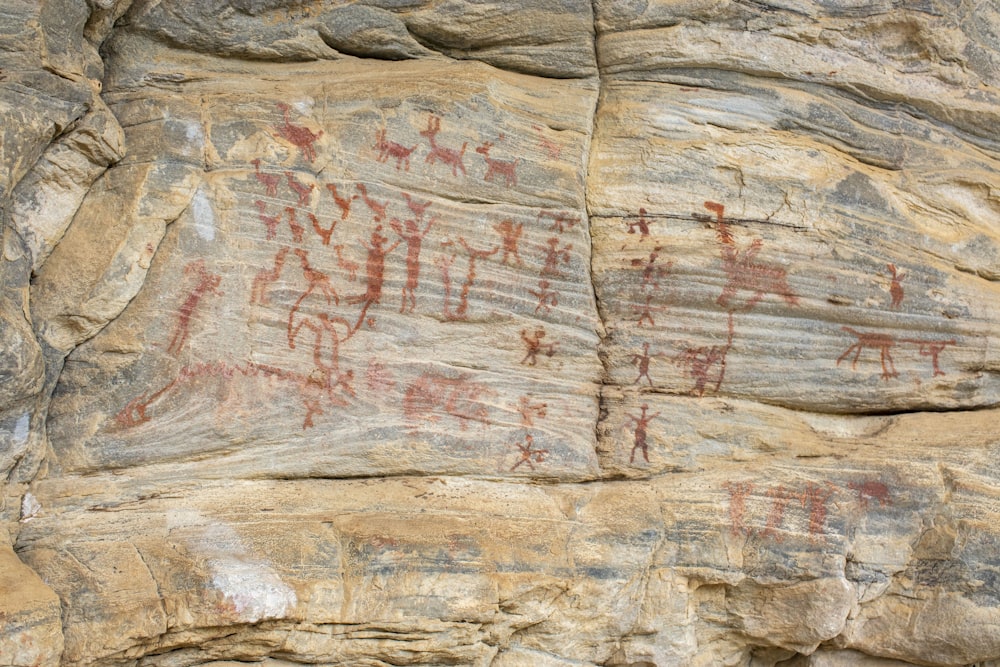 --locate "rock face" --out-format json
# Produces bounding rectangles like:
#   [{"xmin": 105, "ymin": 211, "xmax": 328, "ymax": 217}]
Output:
[{"xmin": 2, "ymin": 1, "xmax": 1000, "ymax": 666}]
